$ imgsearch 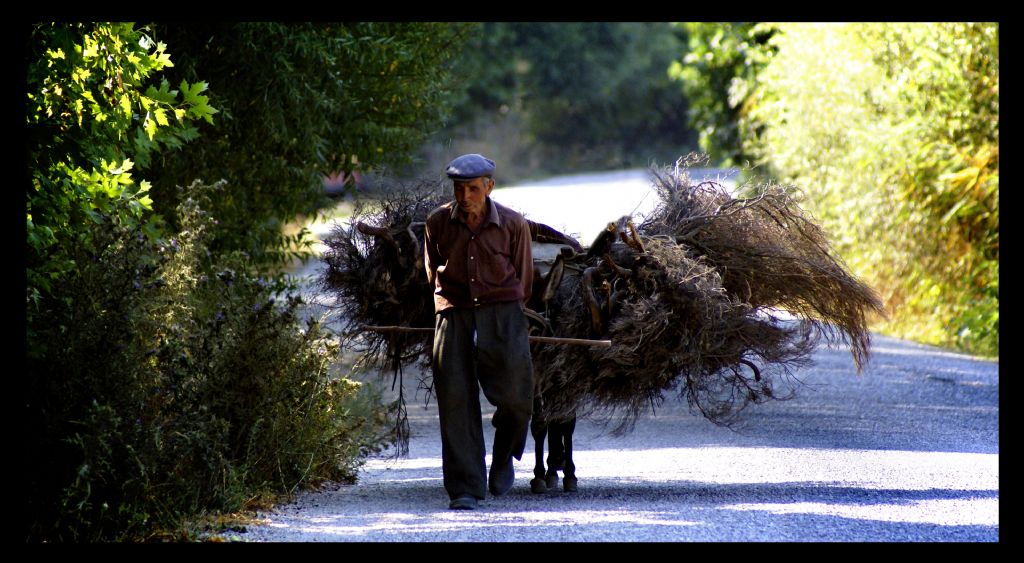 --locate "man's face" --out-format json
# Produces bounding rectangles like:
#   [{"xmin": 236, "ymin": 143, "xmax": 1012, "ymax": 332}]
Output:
[{"xmin": 453, "ymin": 177, "xmax": 493, "ymax": 217}]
